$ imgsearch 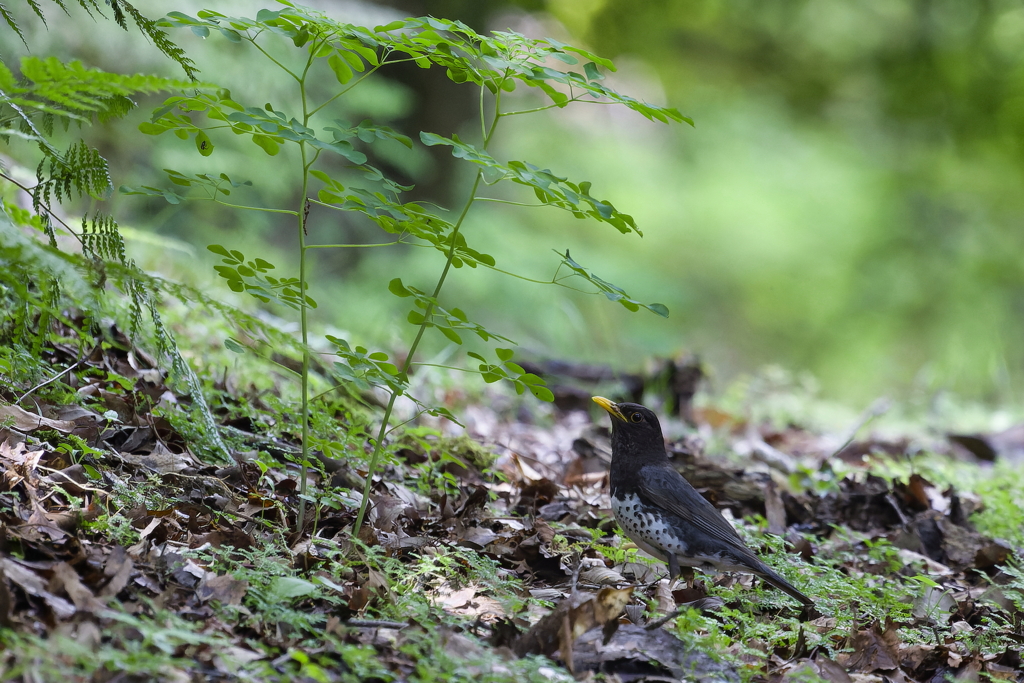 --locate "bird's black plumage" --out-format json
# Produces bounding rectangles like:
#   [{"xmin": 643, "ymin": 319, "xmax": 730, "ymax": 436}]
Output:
[{"xmin": 593, "ymin": 396, "xmax": 814, "ymax": 607}]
